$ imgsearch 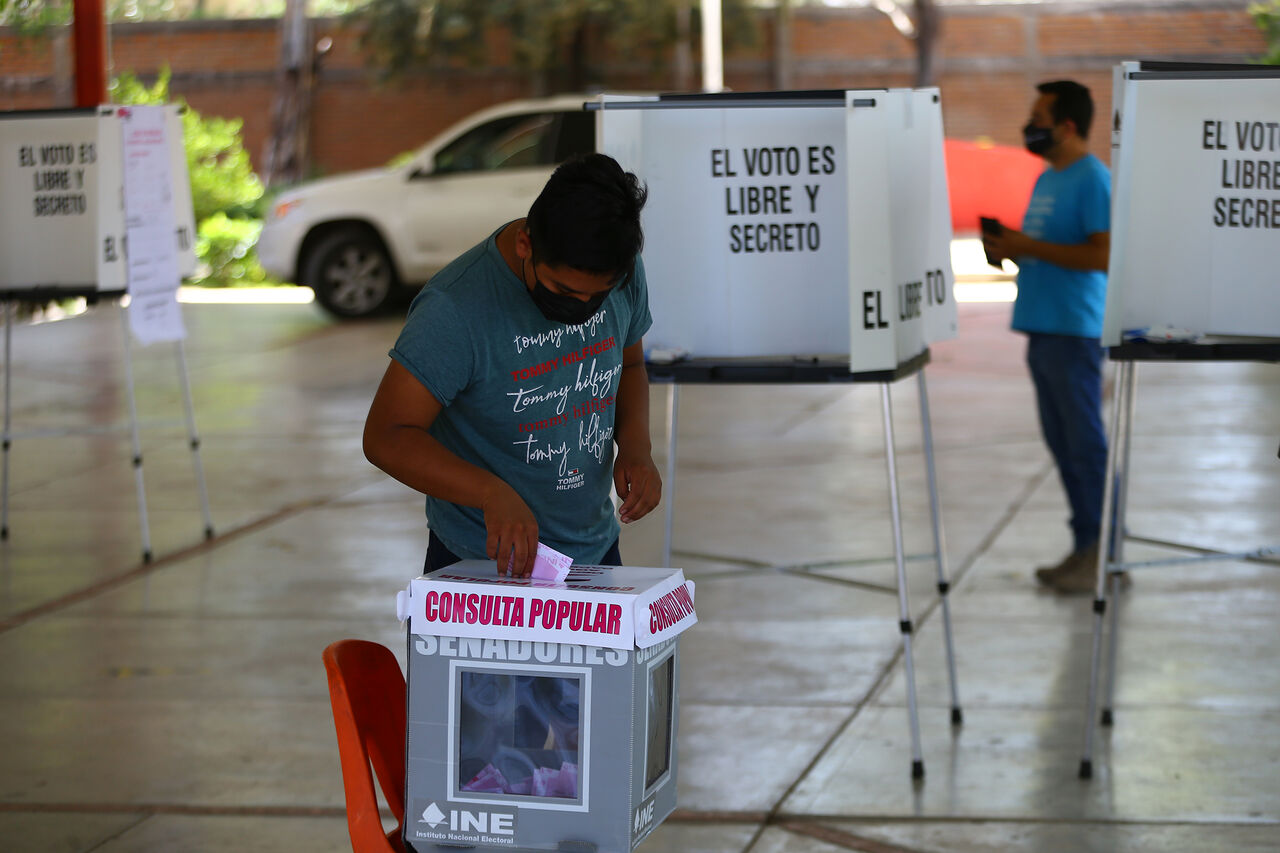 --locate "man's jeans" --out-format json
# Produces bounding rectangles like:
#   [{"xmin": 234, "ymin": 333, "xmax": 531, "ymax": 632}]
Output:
[{"xmin": 1026, "ymin": 333, "xmax": 1108, "ymax": 553}]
